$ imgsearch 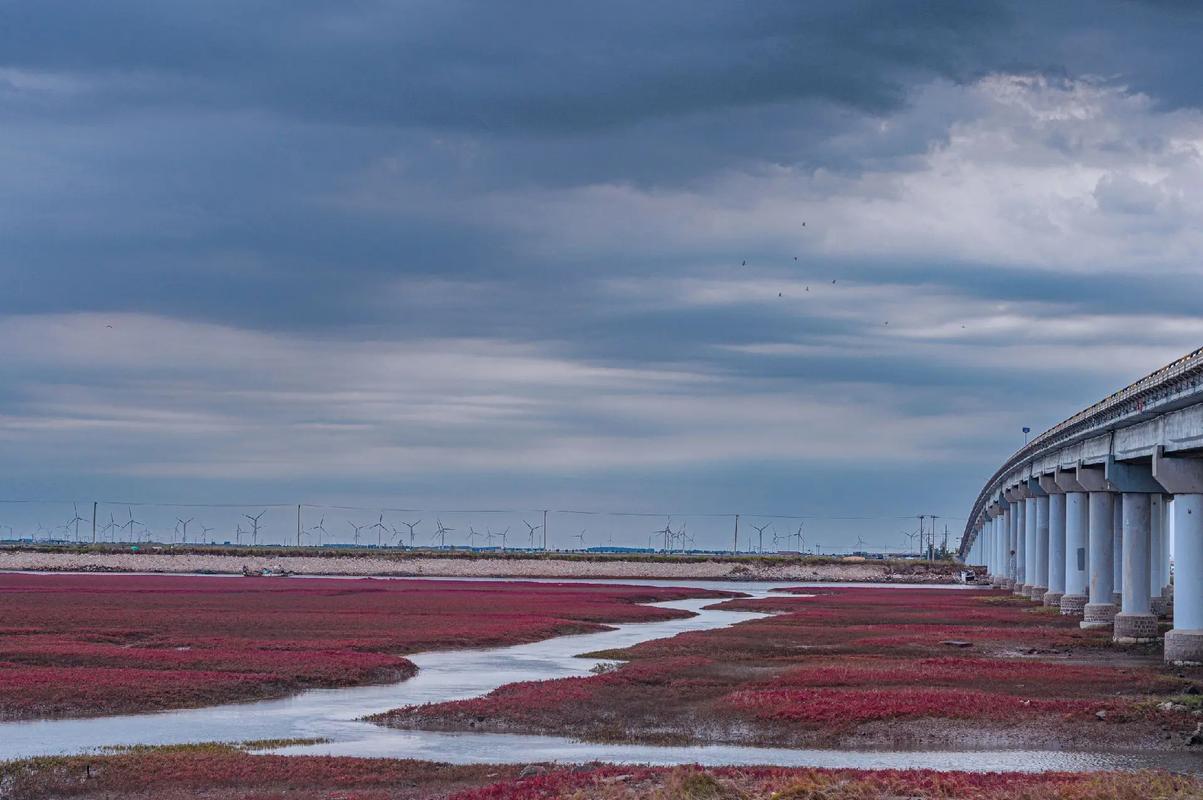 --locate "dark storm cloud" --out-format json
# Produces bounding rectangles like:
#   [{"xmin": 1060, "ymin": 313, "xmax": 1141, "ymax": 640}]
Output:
[{"xmin": 3, "ymin": 0, "xmax": 1203, "ymax": 547}]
